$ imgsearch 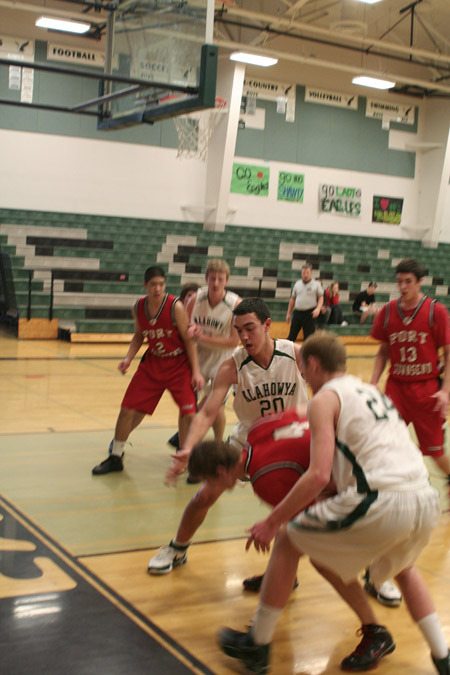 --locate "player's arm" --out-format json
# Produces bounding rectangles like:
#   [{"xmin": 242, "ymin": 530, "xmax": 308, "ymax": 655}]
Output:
[
  {"xmin": 174, "ymin": 300, "xmax": 204, "ymax": 391},
  {"xmin": 118, "ymin": 307, "xmax": 144, "ymax": 374},
  {"xmin": 166, "ymin": 358, "xmax": 237, "ymax": 484},
  {"xmin": 185, "ymin": 293, "xmax": 240, "ymax": 349},
  {"xmin": 370, "ymin": 342, "xmax": 389, "ymax": 386},
  {"xmin": 432, "ymin": 343, "xmax": 450, "ymax": 417},
  {"xmin": 369, "ymin": 306, "xmax": 389, "ymax": 385},
  {"xmin": 246, "ymin": 390, "xmax": 338, "ymax": 552}
]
